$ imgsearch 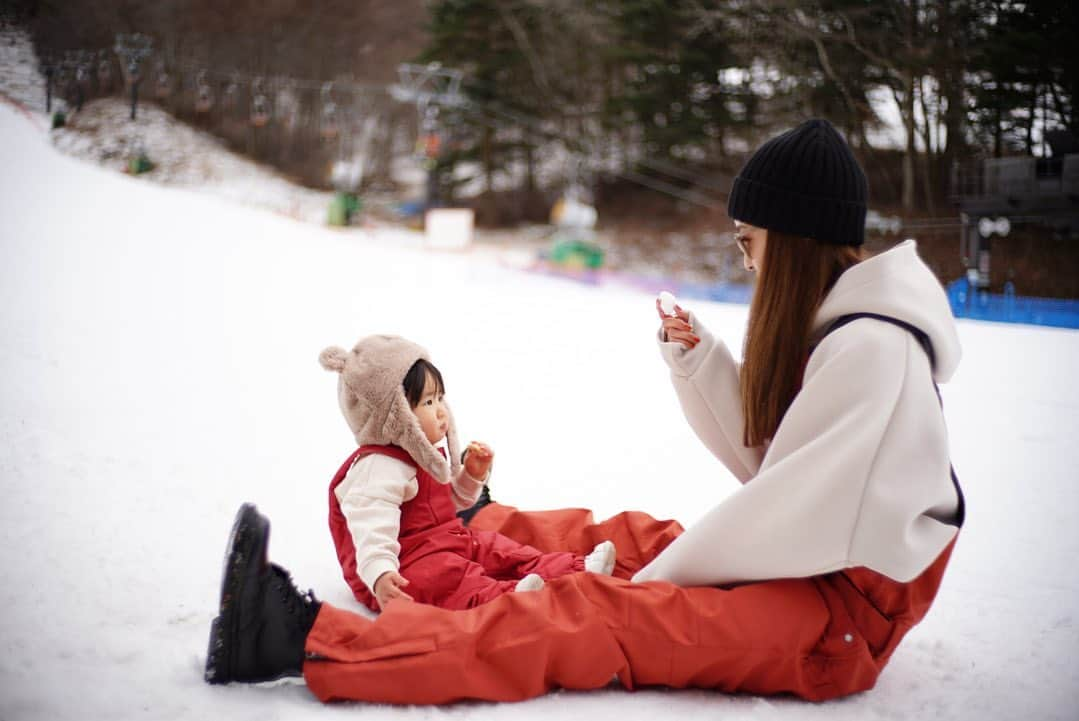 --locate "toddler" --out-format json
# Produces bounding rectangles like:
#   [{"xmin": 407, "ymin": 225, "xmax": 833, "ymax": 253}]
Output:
[{"xmin": 320, "ymin": 334, "xmax": 616, "ymax": 611}]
